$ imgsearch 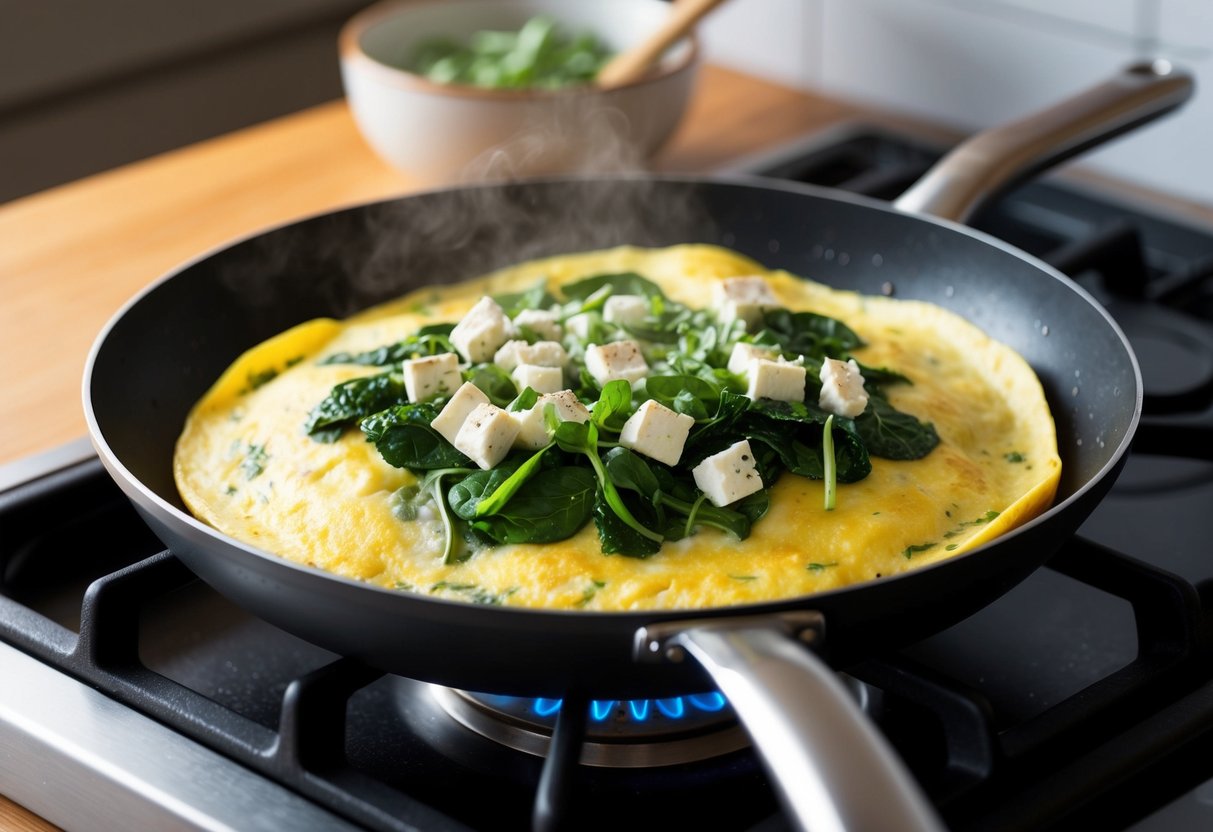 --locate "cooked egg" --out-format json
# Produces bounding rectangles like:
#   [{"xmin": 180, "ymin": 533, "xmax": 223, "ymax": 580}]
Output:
[{"xmin": 174, "ymin": 245, "xmax": 1061, "ymax": 611}]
